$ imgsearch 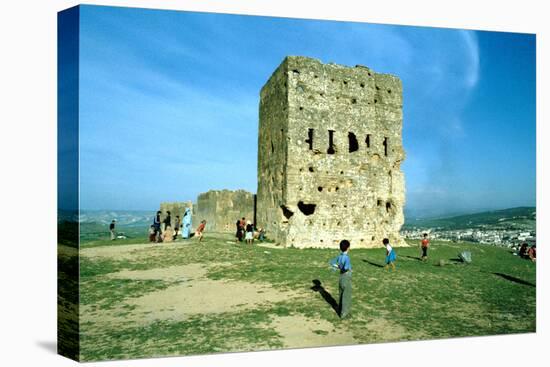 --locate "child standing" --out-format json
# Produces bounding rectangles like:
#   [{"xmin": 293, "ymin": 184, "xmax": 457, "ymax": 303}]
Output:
[
  {"xmin": 420, "ymin": 233, "xmax": 429, "ymax": 261},
  {"xmin": 330, "ymin": 240, "xmax": 352, "ymax": 319},
  {"xmin": 245, "ymin": 220, "xmax": 254, "ymax": 245},
  {"xmin": 148, "ymin": 225, "xmax": 156, "ymax": 242},
  {"xmin": 383, "ymin": 238, "xmax": 396, "ymax": 271}
]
